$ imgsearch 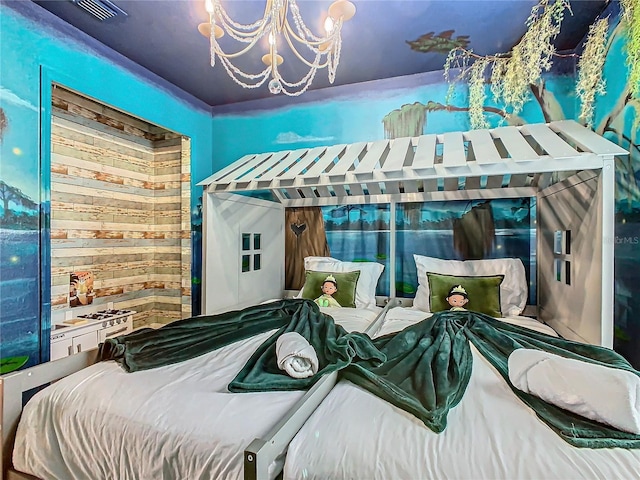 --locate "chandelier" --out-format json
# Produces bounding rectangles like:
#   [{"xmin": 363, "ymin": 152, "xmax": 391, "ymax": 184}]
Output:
[{"xmin": 198, "ymin": 0, "xmax": 356, "ymax": 96}]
